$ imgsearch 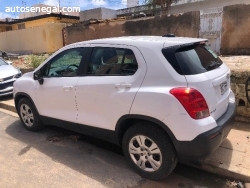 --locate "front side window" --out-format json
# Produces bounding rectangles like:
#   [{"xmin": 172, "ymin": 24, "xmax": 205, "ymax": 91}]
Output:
[
  {"xmin": 87, "ymin": 47, "xmax": 138, "ymax": 75},
  {"xmin": 43, "ymin": 48, "xmax": 85, "ymax": 77}
]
